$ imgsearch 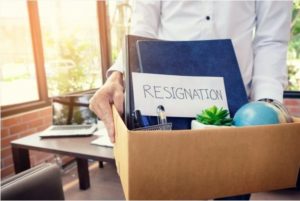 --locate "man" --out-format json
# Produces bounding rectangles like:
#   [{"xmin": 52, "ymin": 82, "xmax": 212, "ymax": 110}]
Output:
[
  {"xmin": 90, "ymin": 1, "xmax": 292, "ymax": 143},
  {"xmin": 89, "ymin": 1, "xmax": 292, "ymax": 199}
]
